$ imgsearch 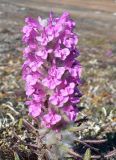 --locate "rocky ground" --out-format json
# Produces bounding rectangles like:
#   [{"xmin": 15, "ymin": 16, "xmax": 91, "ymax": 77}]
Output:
[{"xmin": 0, "ymin": 0, "xmax": 116, "ymax": 159}]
